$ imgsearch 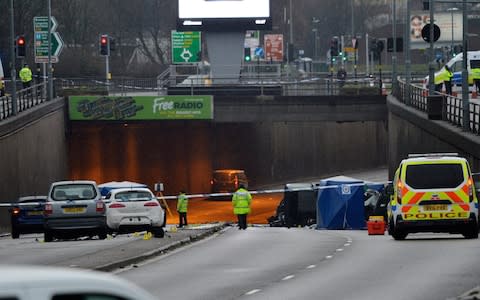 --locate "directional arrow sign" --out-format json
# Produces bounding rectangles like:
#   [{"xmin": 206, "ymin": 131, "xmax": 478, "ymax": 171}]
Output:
[
  {"xmin": 34, "ymin": 16, "xmax": 64, "ymax": 63},
  {"xmin": 33, "ymin": 16, "xmax": 57, "ymax": 33}
]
